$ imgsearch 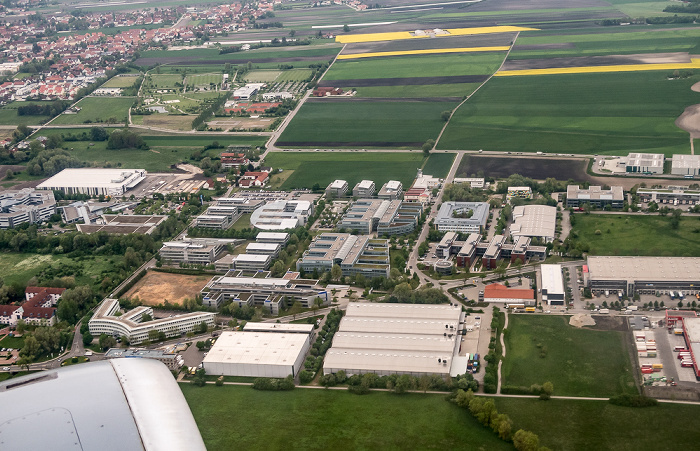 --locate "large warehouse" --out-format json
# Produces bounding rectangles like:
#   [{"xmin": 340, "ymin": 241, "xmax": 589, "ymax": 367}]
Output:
[
  {"xmin": 203, "ymin": 329, "xmax": 312, "ymax": 378},
  {"xmin": 585, "ymin": 256, "xmax": 700, "ymax": 296},
  {"xmin": 540, "ymin": 264, "xmax": 565, "ymax": 306},
  {"xmin": 323, "ymin": 303, "xmax": 465, "ymax": 377},
  {"xmin": 37, "ymin": 168, "xmax": 146, "ymax": 196},
  {"xmin": 510, "ymin": 205, "xmax": 557, "ymax": 243}
]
